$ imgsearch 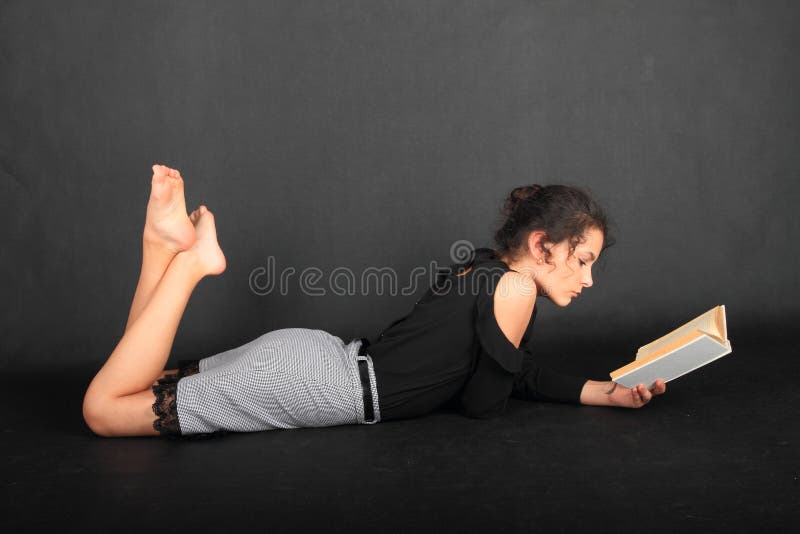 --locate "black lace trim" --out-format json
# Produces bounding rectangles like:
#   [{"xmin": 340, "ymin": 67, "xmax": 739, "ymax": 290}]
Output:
[
  {"xmin": 151, "ymin": 369, "xmax": 231, "ymax": 441},
  {"xmin": 152, "ymin": 373, "xmax": 182, "ymax": 438},
  {"xmin": 176, "ymin": 359, "xmax": 200, "ymax": 378}
]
